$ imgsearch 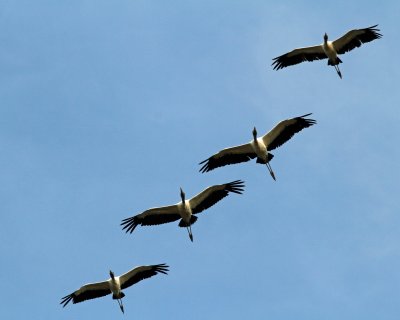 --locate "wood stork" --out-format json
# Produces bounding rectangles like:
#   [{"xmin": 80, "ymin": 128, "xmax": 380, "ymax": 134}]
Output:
[
  {"xmin": 61, "ymin": 264, "xmax": 168, "ymax": 314},
  {"xmin": 272, "ymin": 25, "xmax": 382, "ymax": 78},
  {"xmin": 121, "ymin": 180, "xmax": 245, "ymax": 242},
  {"xmin": 199, "ymin": 114, "xmax": 316, "ymax": 180}
]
